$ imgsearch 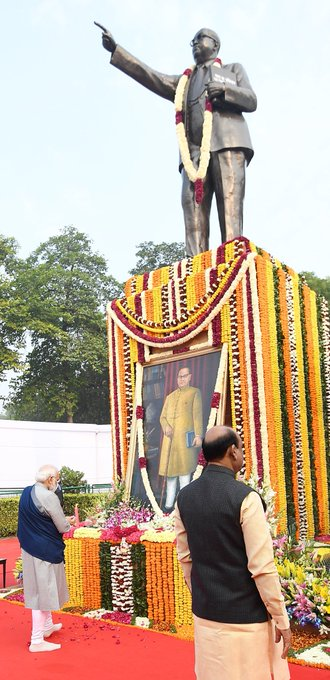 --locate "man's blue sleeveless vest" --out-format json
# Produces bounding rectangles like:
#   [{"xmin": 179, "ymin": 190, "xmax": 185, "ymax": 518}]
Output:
[{"xmin": 17, "ymin": 486, "xmax": 65, "ymax": 563}]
